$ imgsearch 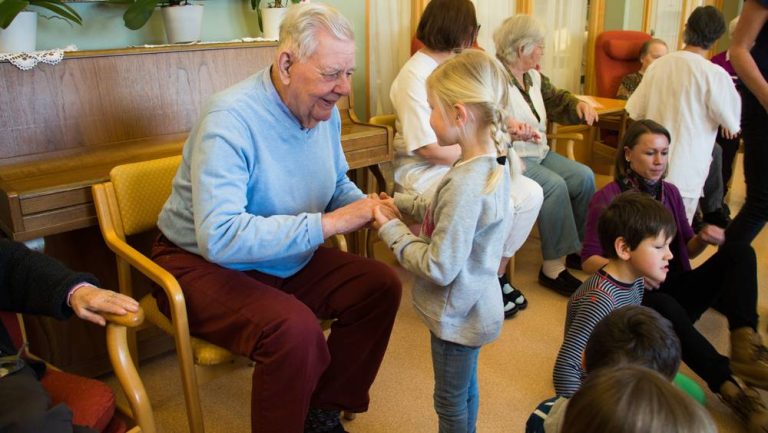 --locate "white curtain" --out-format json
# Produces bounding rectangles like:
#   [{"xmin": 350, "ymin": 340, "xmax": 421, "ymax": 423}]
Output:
[
  {"xmin": 471, "ymin": 0, "xmax": 517, "ymax": 57},
  {"xmin": 533, "ymin": 0, "xmax": 588, "ymax": 93},
  {"xmin": 368, "ymin": 0, "xmax": 412, "ymax": 117},
  {"xmin": 649, "ymin": 0, "xmax": 685, "ymax": 49}
]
